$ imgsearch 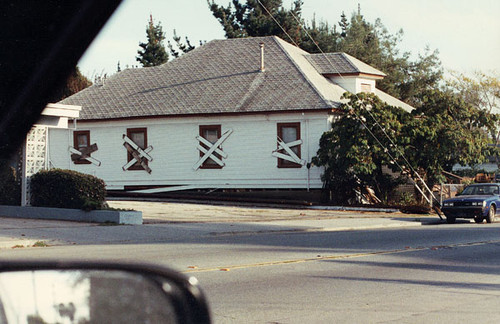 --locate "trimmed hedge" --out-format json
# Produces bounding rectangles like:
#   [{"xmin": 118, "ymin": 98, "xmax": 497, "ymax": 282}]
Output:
[
  {"xmin": 0, "ymin": 159, "xmax": 21, "ymax": 206},
  {"xmin": 30, "ymin": 169, "xmax": 106, "ymax": 210}
]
